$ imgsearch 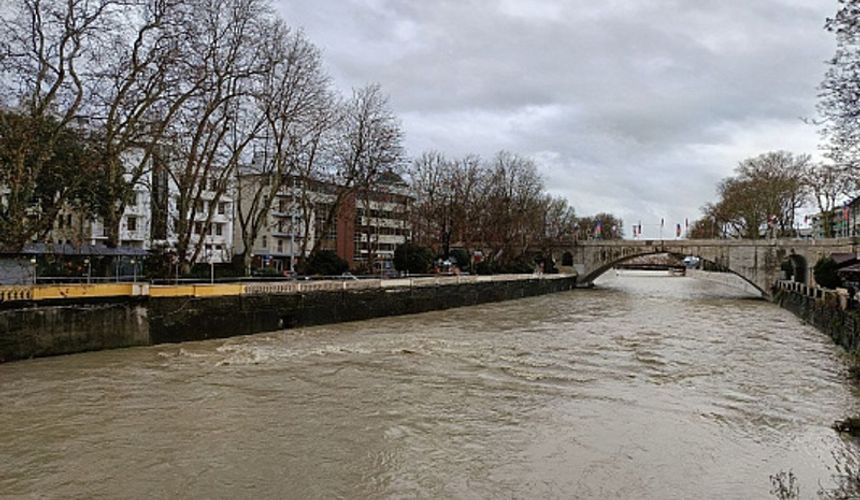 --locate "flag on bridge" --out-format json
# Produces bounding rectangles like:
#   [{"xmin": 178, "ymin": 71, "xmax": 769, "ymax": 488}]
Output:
[{"xmin": 594, "ymin": 219, "xmax": 603, "ymax": 238}]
